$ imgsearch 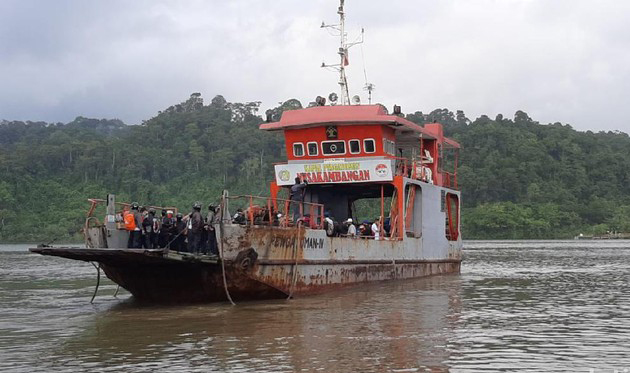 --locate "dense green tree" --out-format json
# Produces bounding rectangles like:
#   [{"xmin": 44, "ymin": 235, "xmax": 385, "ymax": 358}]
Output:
[{"xmin": 1, "ymin": 94, "xmax": 629, "ymax": 242}]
